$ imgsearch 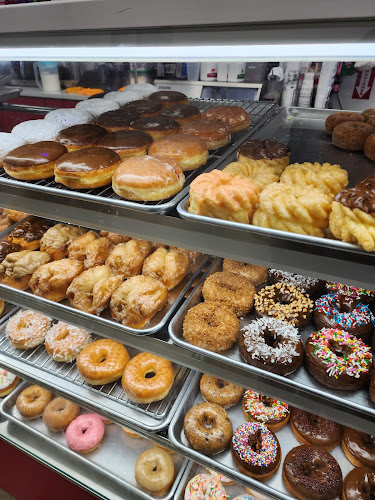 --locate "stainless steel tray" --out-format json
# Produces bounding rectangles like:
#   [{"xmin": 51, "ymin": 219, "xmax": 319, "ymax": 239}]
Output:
[
  {"xmin": 169, "ymin": 373, "xmax": 353, "ymax": 500},
  {"xmin": 0, "ymin": 100, "xmax": 276, "ymax": 215},
  {"xmin": 0, "ymin": 307, "xmax": 195, "ymax": 432},
  {"xmin": 1, "ymin": 381, "xmax": 189, "ymax": 500},
  {"xmin": 169, "ymin": 259, "xmax": 375, "ymax": 433},
  {"xmin": 177, "ymin": 106, "xmax": 375, "ymax": 259}
]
